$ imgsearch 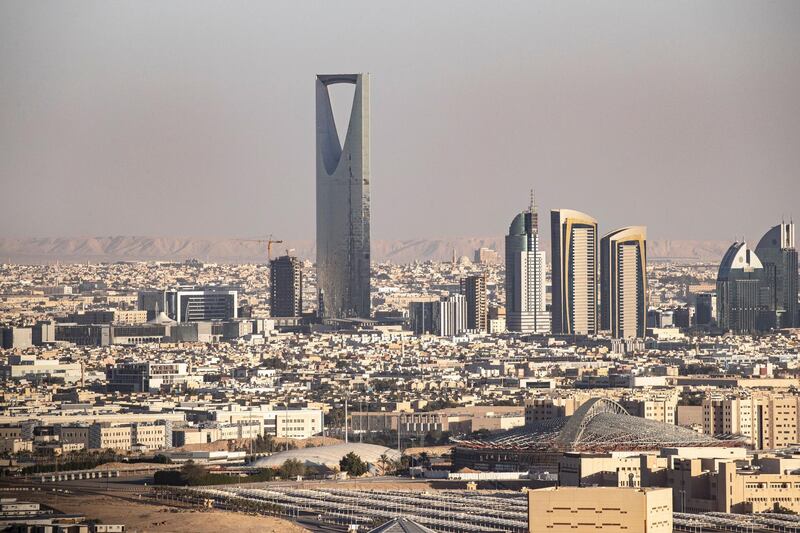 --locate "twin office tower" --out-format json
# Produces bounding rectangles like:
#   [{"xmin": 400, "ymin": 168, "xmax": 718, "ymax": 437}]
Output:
[{"xmin": 506, "ymin": 203, "xmax": 647, "ymax": 339}]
